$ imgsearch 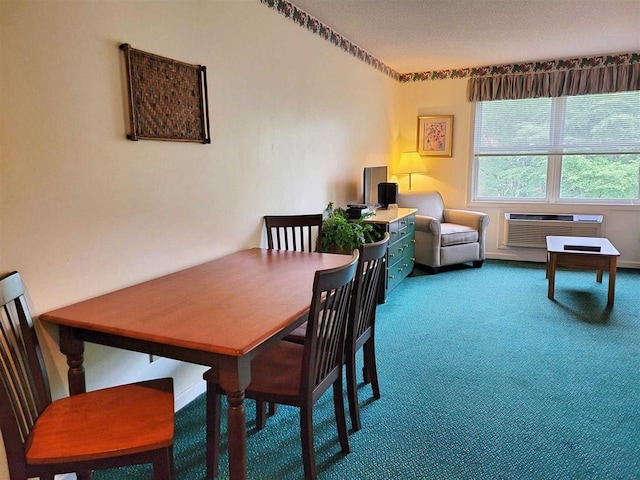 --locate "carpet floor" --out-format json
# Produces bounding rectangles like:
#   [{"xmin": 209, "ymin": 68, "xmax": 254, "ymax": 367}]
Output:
[{"xmin": 94, "ymin": 260, "xmax": 640, "ymax": 479}]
